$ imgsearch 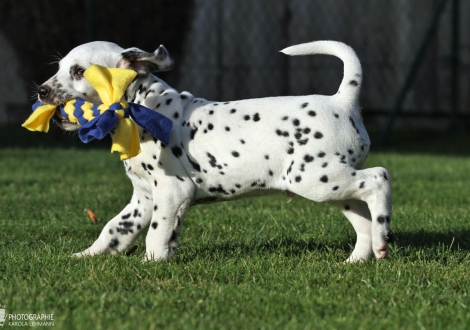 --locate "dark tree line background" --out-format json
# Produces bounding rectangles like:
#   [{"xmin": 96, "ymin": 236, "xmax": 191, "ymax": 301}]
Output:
[{"xmin": 0, "ymin": 0, "xmax": 194, "ymax": 90}]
